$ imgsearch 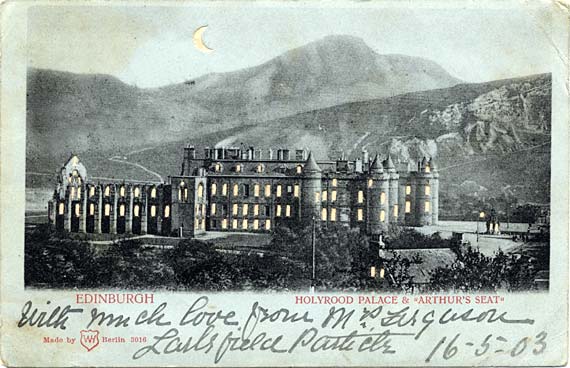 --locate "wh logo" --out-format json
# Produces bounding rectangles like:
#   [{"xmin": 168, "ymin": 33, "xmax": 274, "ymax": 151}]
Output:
[{"xmin": 80, "ymin": 330, "xmax": 100, "ymax": 352}]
